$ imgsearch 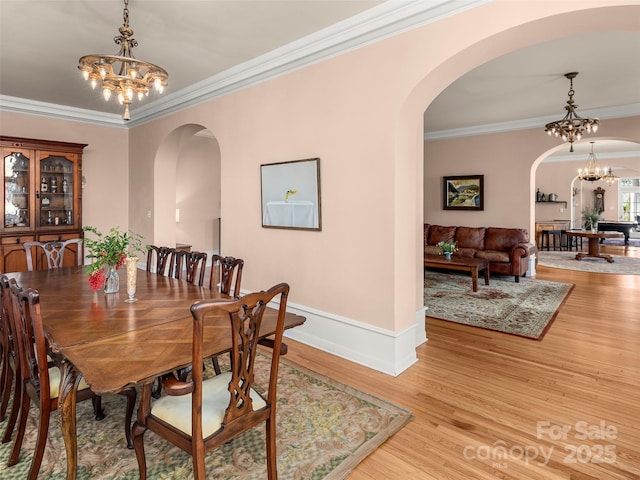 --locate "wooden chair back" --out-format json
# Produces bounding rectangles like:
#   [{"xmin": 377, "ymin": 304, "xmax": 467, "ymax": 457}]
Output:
[
  {"xmin": 209, "ymin": 254, "xmax": 244, "ymax": 297},
  {"xmin": 174, "ymin": 250, "xmax": 207, "ymax": 287},
  {"xmin": 145, "ymin": 245, "xmax": 176, "ymax": 276},
  {"xmin": 23, "ymin": 239, "xmax": 83, "ymax": 271},
  {"xmin": 6, "ymin": 280, "xmax": 103, "ymax": 478},
  {"xmin": 132, "ymin": 283, "xmax": 290, "ymax": 480},
  {"xmin": 0, "ymin": 274, "xmax": 20, "ymax": 435}
]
